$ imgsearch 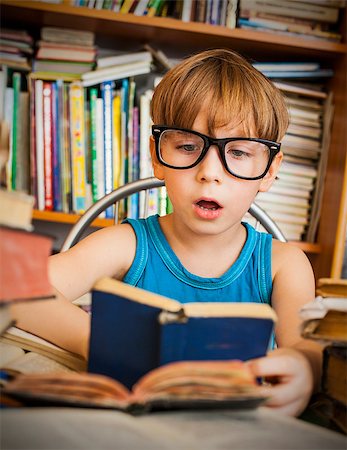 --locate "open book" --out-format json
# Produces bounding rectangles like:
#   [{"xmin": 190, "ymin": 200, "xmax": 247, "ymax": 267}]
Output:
[
  {"xmin": 2, "ymin": 360, "xmax": 266, "ymax": 413},
  {"xmin": 88, "ymin": 278, "xmax": 277, "ymax": 389}
]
